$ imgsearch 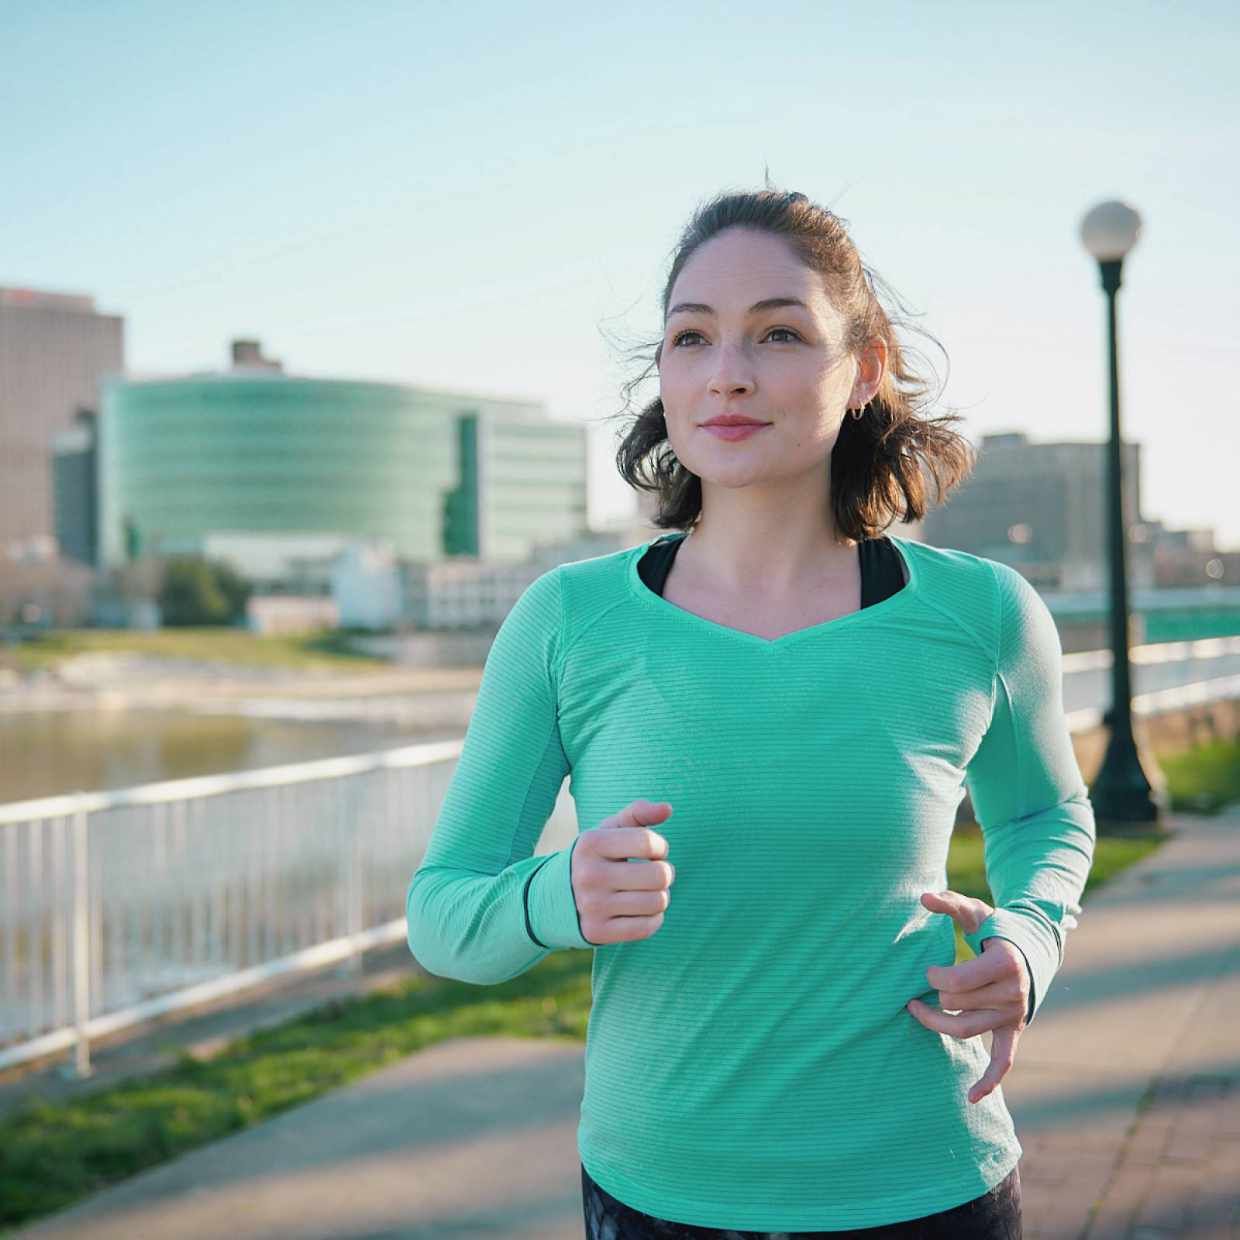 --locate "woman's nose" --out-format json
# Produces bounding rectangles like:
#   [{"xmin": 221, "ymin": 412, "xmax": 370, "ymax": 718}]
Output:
[{"xmin": 707, "ymin": 342, "xmax": 756, "ymax": 395}]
